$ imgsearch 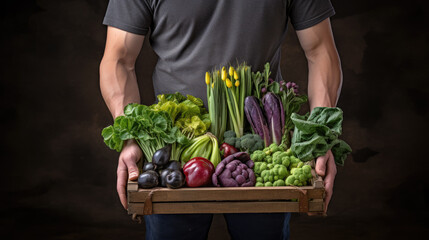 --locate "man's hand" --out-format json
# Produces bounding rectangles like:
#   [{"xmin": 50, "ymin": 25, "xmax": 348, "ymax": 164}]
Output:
[
  {"xmin": 315, "ymin": 150, "xmax": 336, "ymax": 213},
  {"xmin": 117, "ymin": 139, "xmax": 142, "ymax": 209}
]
